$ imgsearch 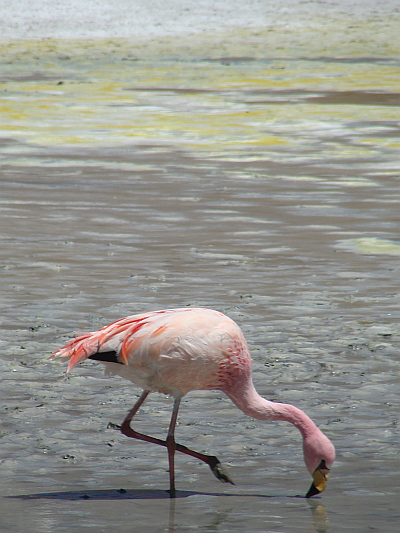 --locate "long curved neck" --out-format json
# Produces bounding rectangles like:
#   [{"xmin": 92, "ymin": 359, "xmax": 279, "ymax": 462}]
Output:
[{"xmin": 225, "ymin": 380, "xmax": 318, "ymax": 439}]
